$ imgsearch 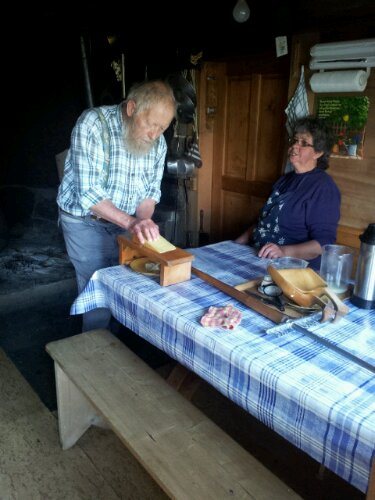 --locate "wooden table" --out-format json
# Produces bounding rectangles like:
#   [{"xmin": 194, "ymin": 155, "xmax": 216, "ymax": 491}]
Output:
[{"xmin": 71, "ymin": 241, "xmax": 375, "ymax": 496}]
